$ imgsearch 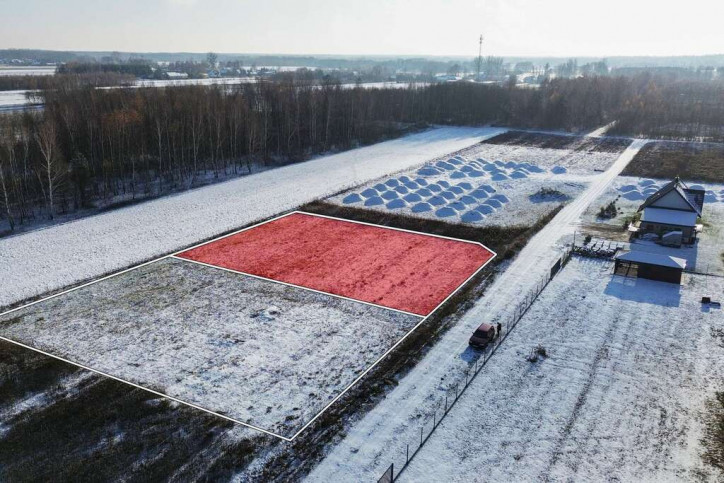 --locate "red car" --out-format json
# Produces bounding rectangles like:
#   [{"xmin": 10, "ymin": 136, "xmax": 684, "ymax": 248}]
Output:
[{"xmin": 469, "ymin": 323, "xmax": 498, "ymax": 348}]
